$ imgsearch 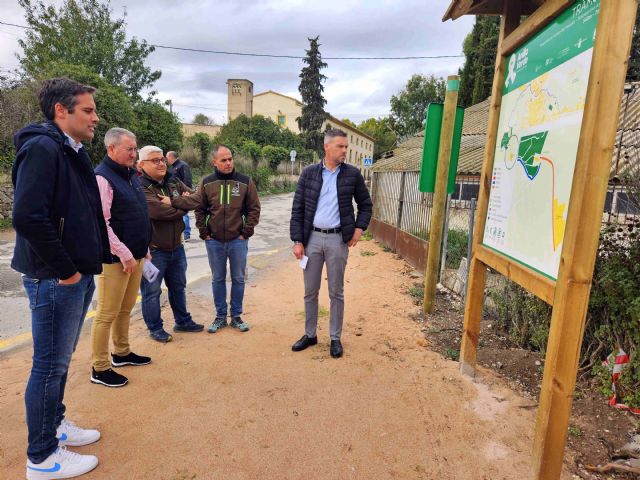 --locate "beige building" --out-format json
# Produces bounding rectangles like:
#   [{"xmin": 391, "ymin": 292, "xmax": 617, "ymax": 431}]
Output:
[
  {"xmin": 181, "ymin": 123, "xmax": 221, "ymax": 138},
  {"xmin": 229, "ymin": 84, "xmax": 374, "ymax": 174}
]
